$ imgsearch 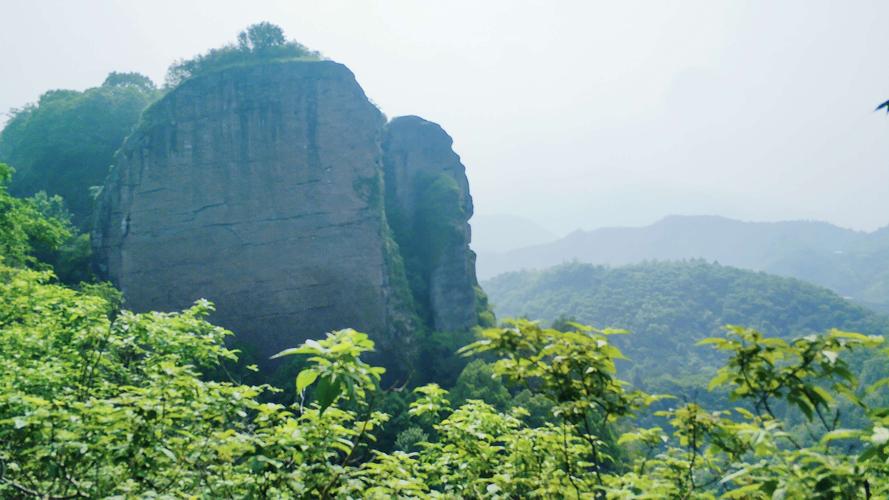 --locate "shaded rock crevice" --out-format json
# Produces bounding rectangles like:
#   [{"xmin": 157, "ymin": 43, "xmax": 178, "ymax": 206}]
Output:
[{"xmin": 382, "ymin": 116, "xmax": 484, "ymax": 332}]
